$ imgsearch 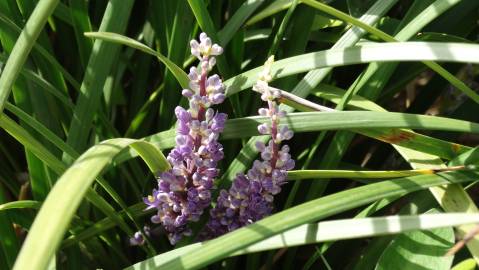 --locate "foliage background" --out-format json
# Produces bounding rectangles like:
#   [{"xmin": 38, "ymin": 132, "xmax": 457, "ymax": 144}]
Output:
[{"xmin": 1, "ymin": 0, "xmax": 479, "ymax": 269}]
